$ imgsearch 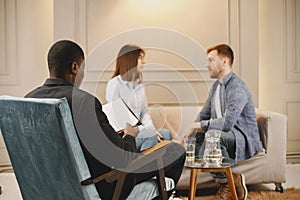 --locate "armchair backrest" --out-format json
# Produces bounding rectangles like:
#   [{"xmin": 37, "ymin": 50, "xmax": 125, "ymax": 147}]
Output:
[{"xmin": 0, "ymin": 96, "xmax": 100, "ymax": 200}]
